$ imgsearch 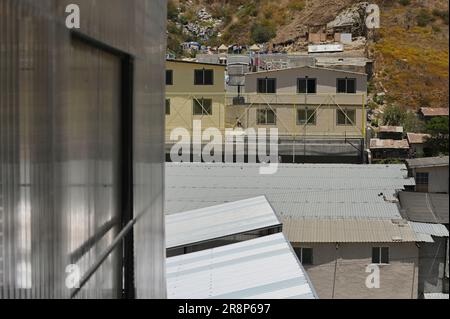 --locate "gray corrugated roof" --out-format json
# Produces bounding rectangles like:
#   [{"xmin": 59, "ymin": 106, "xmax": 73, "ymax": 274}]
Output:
[
  {"xmin": 406, "ymin": 156, "xmax": 449, "ymax": 169},
  {"xmin": 166, "ymin": 163, "xmax": 414, "ymax": 220},
  {"xmin": 166, "ymin": 233, "xmax": 317, "ymax": 299},
  {"xmin": 166, "ymin": 196, "xmax": 281, "ymax": 249},
  {"xmin": 399, "ymin": 192, "xmax": 449, "ymax": 224},
  {"xmin": 282, "ymin": 218, "xmax": 420, "ymax": 243}
]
